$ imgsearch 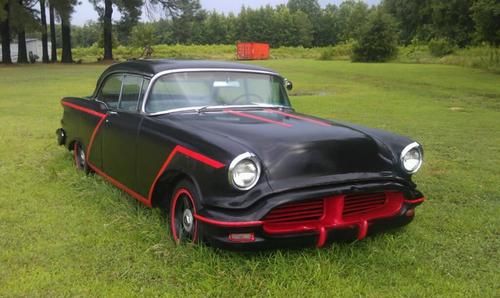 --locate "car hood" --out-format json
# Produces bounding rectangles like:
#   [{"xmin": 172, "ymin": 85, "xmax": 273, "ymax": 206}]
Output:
[{"xmin": 161, "ymin": 109, "xmax": 403, "ymax": 192}]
